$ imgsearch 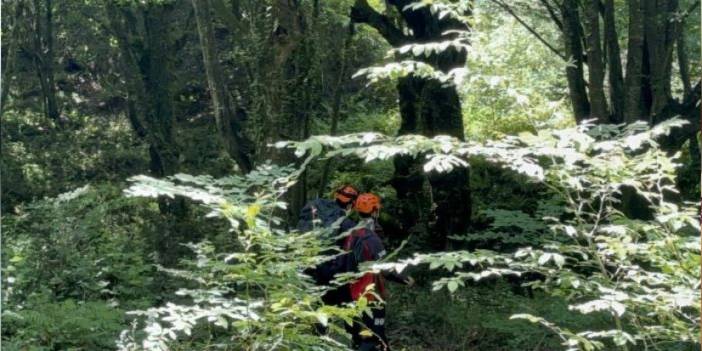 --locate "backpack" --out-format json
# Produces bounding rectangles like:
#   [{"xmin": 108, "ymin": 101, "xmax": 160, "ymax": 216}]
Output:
[
  {"xmin": 341, "ymin": 227, "xmax": 387, "ymax": 301},
  {"xmin": 297, "ymin": 198, "xmax": 353, "ymax": 285},
  {"xmin": 296, "ymin": 198, "xmax": 347, "ymax": 234}
]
